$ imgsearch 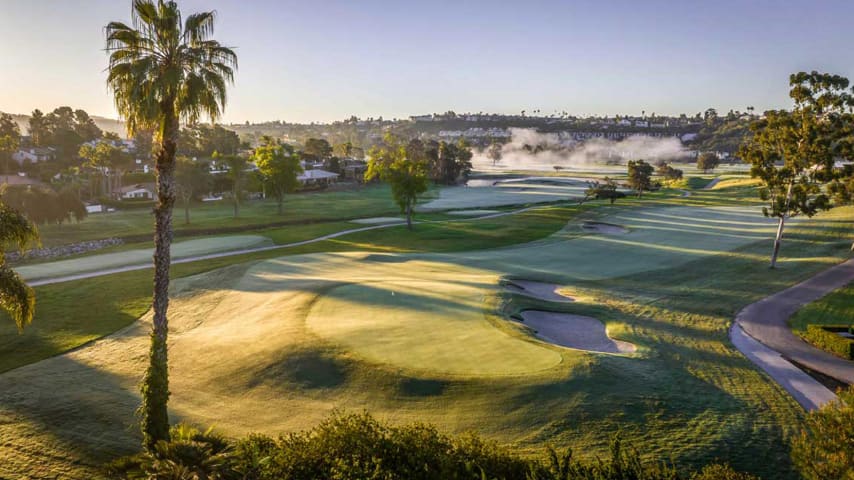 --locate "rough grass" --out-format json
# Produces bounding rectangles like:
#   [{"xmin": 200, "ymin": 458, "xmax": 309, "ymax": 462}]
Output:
[
  {"xmin": 1, "ymin": 182, "xmax": 852, "ymax": 479},
  {"xmin": 789, "ymin": 281, "xmax": 854, "ymax": 332}
]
